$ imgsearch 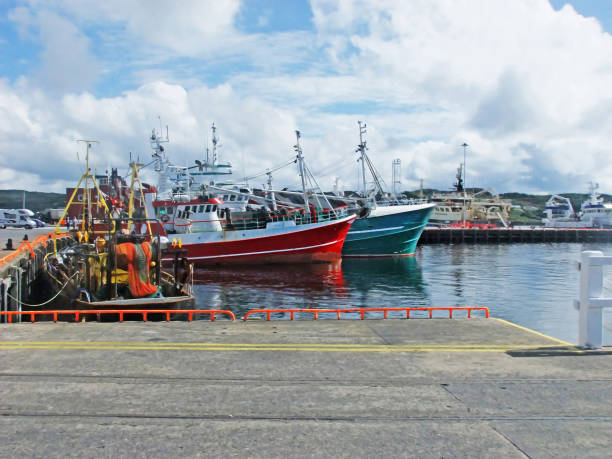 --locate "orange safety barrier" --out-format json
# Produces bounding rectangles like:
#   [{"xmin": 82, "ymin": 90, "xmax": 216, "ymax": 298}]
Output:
[
  {"xmin": 0, "ymin": 232, "xmax": 72, "ymax": 265},
  {"xmin": 242, "ymin": 307, "xmax": 489, "ymax": 321},
  {"xmin": 0, "ymin": 309, "xmax": 236, "ymax": 323}
]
